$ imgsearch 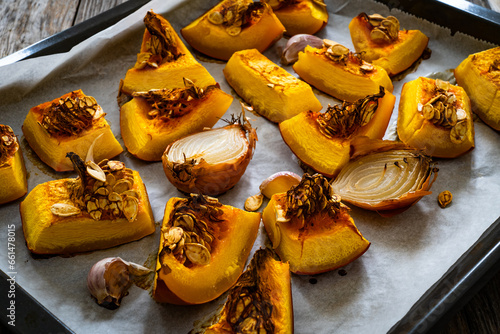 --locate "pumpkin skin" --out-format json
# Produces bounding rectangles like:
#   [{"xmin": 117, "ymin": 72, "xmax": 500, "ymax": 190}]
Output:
[
  {"xmin": 349, "ymin": 13, "xmax": 429, "ymax": 76},
  {"xmin": 264, "ymin": 0, "xmax": 328, "ymax": 36},
  {"xmin": 120, "ymin": 85, "xmax": 233, "ymax": 161},
  {"xmin": 397, "ymin": 77, "xmax": 475, "ymax": 158},
  {"xmin": 454, "ymin": 46, "xmax": 500, "ymax": 130},
  {"xmin": 204, "ymin": 248, "xmax": 293, "ymax": 334},
  {"xmin": 262, "ymin": 192, "xmax": 370, "ymax": 275},
  {"xmin": 293, "ymin": 45, "xmax": 393, "ymax": 102},
  {"xmin": 279, "ymin": 89, "xmax": 396, "ymax": 177},
  {"xmin": 224, "ymin": 48, "xmax": 322, "ymax": 123},
  {"xmin": 181, "ymin": 0, "xmax": 285, "ymax": 61},
  {"xmin": 152, "ymin": 197, "xmax": 261, "ymax": 305},
  {"xmin": 120, "ymin": 12, "xmax": 216, "ymax": 96},
  {"xmin": 22, "ymin": 90, "xmax": 123, "ymax": 172},
  {"xmin": 20, "ymin": 170, "xmax": 155, "ymax": 255},
  {"xmin": 0, "ymin": 126, "xmax": 27, "ymax": 205}
]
